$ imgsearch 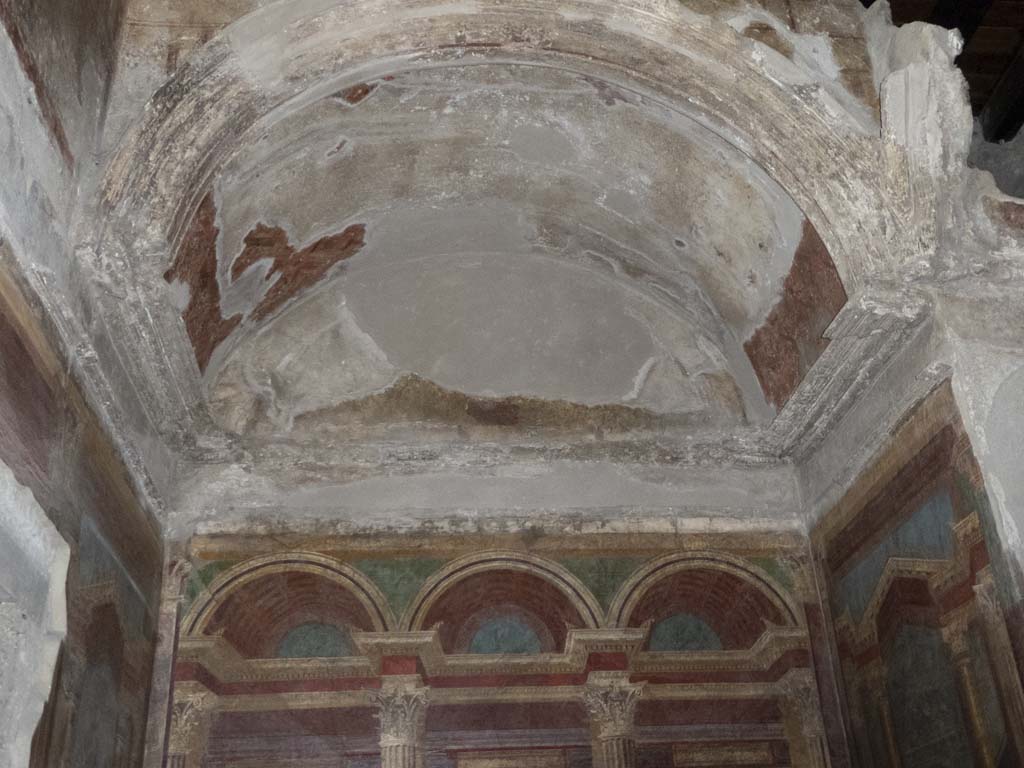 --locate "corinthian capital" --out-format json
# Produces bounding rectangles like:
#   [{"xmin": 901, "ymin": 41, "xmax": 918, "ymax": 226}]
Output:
[
  {"xmin": 583, "ymin": 672, "xmax": 644, "ymax": 740},
  {"xmin": 371, "ymin": 682, "xmax": 428, "ymax": 748},
  {"xmin": 167, "ymin": 686, "xmax": 215, "ymax": 755}
]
